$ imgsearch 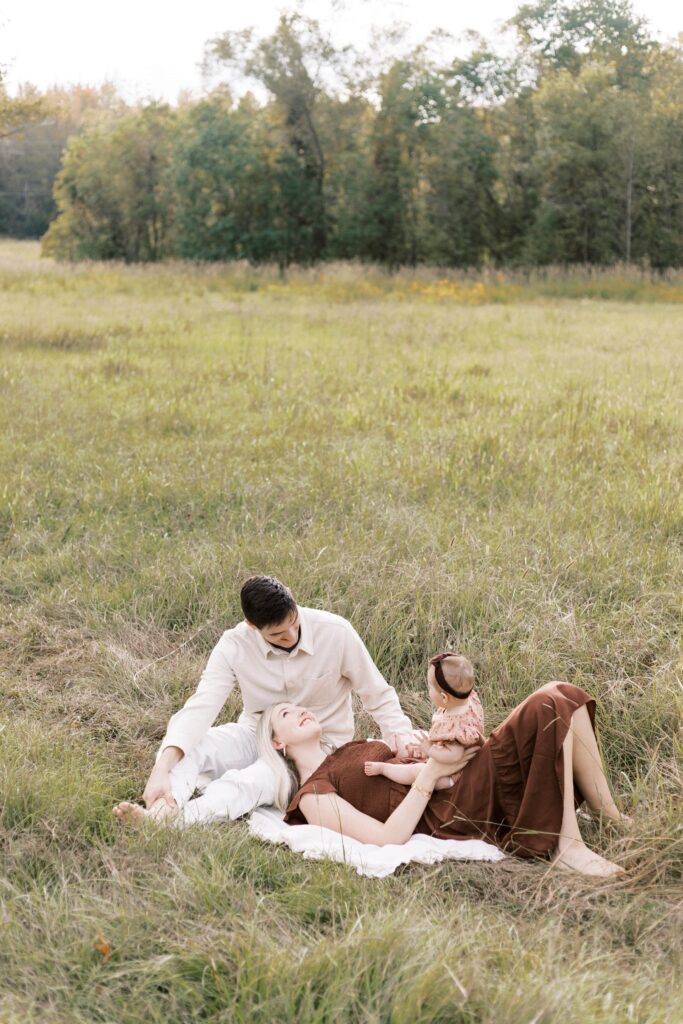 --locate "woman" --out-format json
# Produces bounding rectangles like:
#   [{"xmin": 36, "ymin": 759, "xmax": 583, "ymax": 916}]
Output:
[{"xmin": 257, "ymin": 677, "xmax": 628, "ymax": 878}]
